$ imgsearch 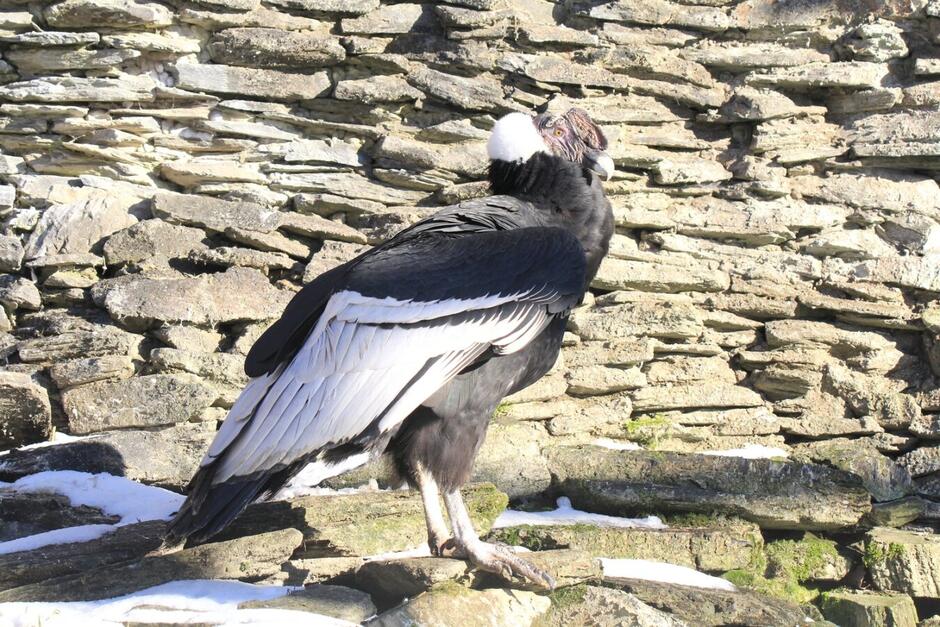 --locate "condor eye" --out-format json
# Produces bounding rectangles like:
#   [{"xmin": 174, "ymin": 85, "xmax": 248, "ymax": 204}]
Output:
[{"xmin": 553, "ymin": 128, "xmax": 564, "ymax": 137}]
